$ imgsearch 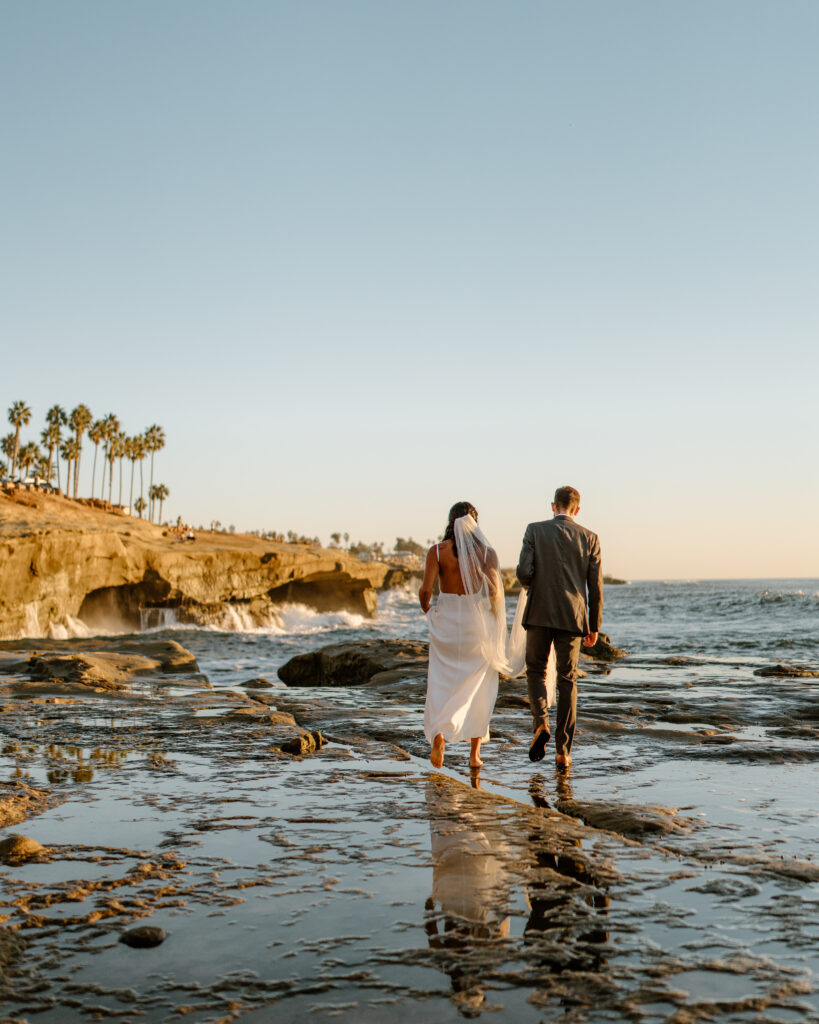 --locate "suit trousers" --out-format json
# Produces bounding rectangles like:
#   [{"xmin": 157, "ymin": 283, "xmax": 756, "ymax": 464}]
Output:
[{"xmin": 525, "ymin": 627, "xmax": 582, "ymax": 756}]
